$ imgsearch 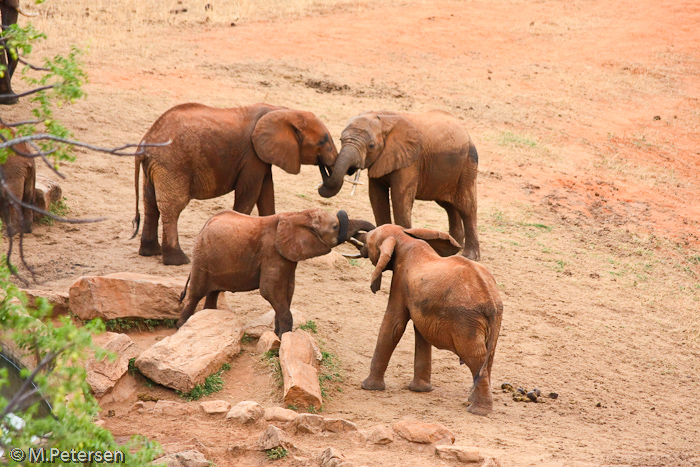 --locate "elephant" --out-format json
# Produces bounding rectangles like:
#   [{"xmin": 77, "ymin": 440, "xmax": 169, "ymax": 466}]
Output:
[
  {"xmin": 132, "ymin": 103, "xmax": 339, "ymax": 266},
  {"xmin": 177, "ymin": 208, "xmax": 375, "ymax": 335},
  {"xmin": 0, "ymin": 136, "xmax": 35, "ymax": 235},
  {"xmin": 355, "ymin": 224, "xmax": 502, "ymax": 415},
  {"xmin": 318, "ymin": 110, "xmax": 481, "ymax": 260},
  {"xmin": 0, "ymin": 0, "xmax": 36, "ymax": 105}
]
